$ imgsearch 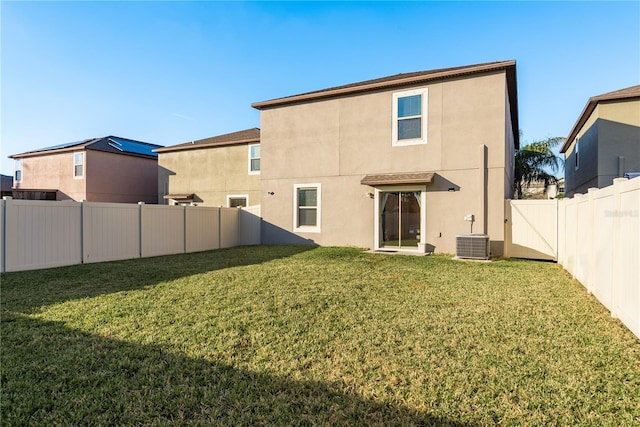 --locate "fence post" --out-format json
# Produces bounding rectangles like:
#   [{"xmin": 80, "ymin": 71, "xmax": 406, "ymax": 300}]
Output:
[
  {"xmin": 554, "ymin": 198, "xmax": 559, "ymax": 261},
  {"xmin": 138, "ymin": 202, "xmax": 145, "ymax": 258},
  {"xmin": 80, "ymin": 200, "xmax": 86, "ymax": 264},
  {"xmin": 1, "ymin": 196, "xmax": 10, "ymax": 273},
  {"xmin": 218, "ymin": 206, "xmax": 222, "ymax": 249},
  {"xmin": 586, "ymin": 188, "xmax": 597, "ymax": 294},
  {"xmin": 610, "ymin": 178, "xmax": 626, "ymax": 319},
  {"xmin": 503, "ymin": 199, "xmax": 511, "ymax": 259},
  {"xmin": 571, "ymin": 194, "xmax": 580, "ymax": 279}
]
